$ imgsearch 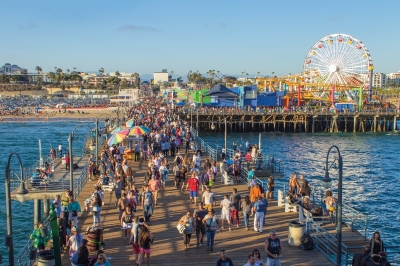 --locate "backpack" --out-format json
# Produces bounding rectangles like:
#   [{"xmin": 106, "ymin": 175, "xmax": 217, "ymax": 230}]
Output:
[
  {"xmin": 300, "ymin": 233, "xmax": 315, "ymax": 250},
  {"xmin": 200, "ymin": 173, "xmax": 209, "ymax": 185}
]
